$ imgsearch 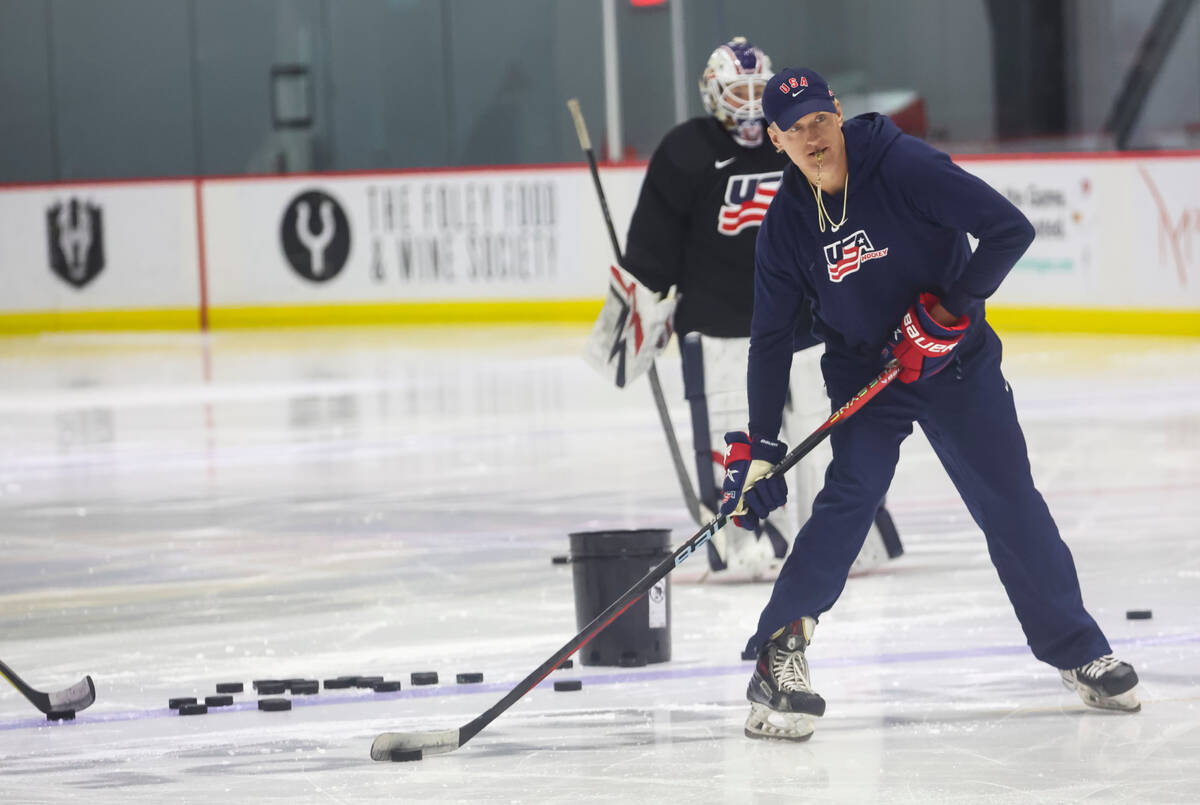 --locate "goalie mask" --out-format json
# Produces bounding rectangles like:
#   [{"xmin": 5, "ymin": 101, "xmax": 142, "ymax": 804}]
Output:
[{"xmin": 699, "ymin": 37, "xmax": 773, "ymax": 148}]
